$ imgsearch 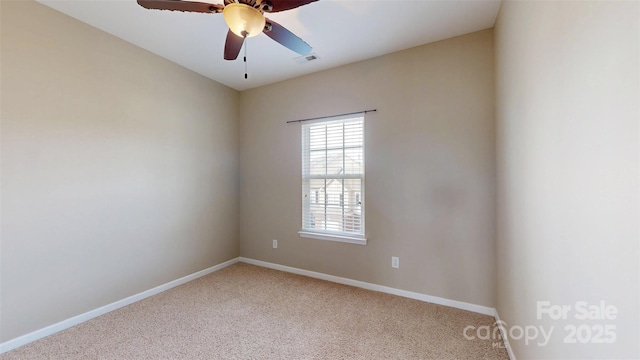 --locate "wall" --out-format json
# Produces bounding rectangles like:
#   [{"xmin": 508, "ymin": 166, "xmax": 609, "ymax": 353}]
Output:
[
  {"xmin": 239, "ymin": 30, "xmax": 496, "ymax": 307},
  {"xmin": 1, "ymin": 1, "xmax": 239, "ymax": 342},
  {"xmin": 495, "ymin": 1, "xmax": 639, "ymax": 358}
]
